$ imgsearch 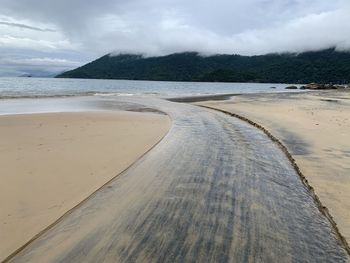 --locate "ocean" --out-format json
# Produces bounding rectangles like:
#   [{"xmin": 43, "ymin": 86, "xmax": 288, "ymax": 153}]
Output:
[
  {"xmin": 0, "ymin": 77, "xmax": 304, "ymax": 115},
  {"xmin": 0, "ymin": 77, "xmax": 302, "ymax": 99}
]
